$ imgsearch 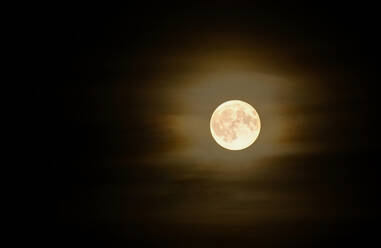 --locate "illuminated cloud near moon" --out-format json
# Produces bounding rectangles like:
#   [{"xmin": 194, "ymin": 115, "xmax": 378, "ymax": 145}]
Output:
[{"xmin": 210, "ymin": 100, "xmax": 261, "ymax": 150}]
